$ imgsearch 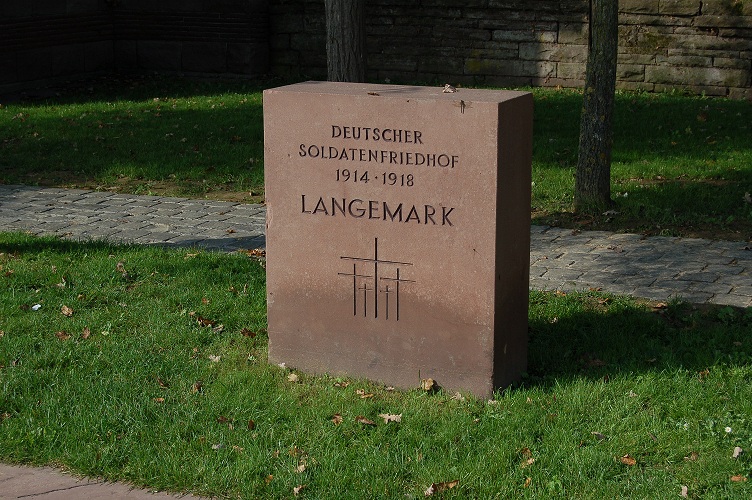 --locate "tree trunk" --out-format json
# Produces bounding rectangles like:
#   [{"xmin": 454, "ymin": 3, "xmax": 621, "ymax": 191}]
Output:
[
  {"xmin": 325, "ymin": 0, "xmax": 366, "ymax": 82},
  {"xmin": 574, "ymin": 0, "xmax": 618, "ymax": 211}
]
